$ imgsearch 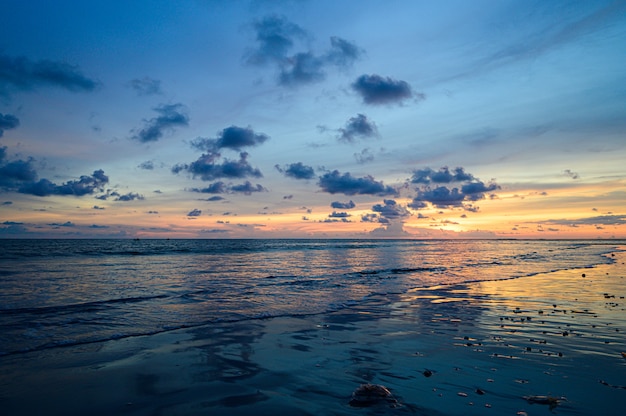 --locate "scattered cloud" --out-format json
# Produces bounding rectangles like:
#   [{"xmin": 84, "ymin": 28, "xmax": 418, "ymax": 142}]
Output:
[
  {"xmin": 0, "ymin": 113, "xmax": 20, "ymax": 137},
  {"xmin": 351, "ymin": 74, "xmax": 417, "ymax": 105},
  {"xmin": 17, "ymin": 170, "xmax": 109, "ymax": 197},
  {"xmin": 187, "ymin": 208, "xmax": 202, "ymax": 217},
  {"xmin": 329, "ymin": 211, "xmax": 351, "ymax": 218},
  {"xmin": 372, "ymin": 199, "xmax": 410, "ymax": 221},
  {"xmin": 114, "ymin": 192, "xmax": 144, "ymax": 202},
  {"xmin": 229, "ymin": 181, "xmax": 267, "ymax": 194},
  {"xmin": 409, "ymin": 166, "xmax": 499, "ymax": 211},
  {"xmin": 129, "ymin": 77, "xmax": 162, "ymax": 96},
  {"xmin": 354, "ymin": 148, "xmax": 375, "ymax": 164},
  {"xmin": 131, "ymin": 103, "xmax": 189, "ymax": 143},
  {"xmin": 276, "ymin": 162, "xmax": 315, "ymax": 180},
  {"xmin": 191, "ymin": 126, "xmax": 270, "ymax": 152},
  {"xmin": 544, "ymin": 214, "xmax": 626, "ymax": 226},
  {"xmin": 138, "ymin": 160, "xmax": 155, "ymax": 170},
  {"xmin": 318, "ymin": 170, "xmax": 397, "ymax": 196},
  {"xmin": 0, "ymin": 53, "xmax": 99, "ymax": 96},
  {"xmin": 173, "ymin": 151, "xmax": 262, "ymax": 181},
  {"xmin": 563, "ymin": 169, "xmax": 579, "ymax": 179},
  {"xmin": 330, "ymin": 200, "xmax": 355, "ymax": 209},
  {"xmin": 338, "ymin": 114, "xmax": 378, "ymax": 143},
  {"xmin": 245, "ymin": 15, "xmax": 362, "ymax": 87}
]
